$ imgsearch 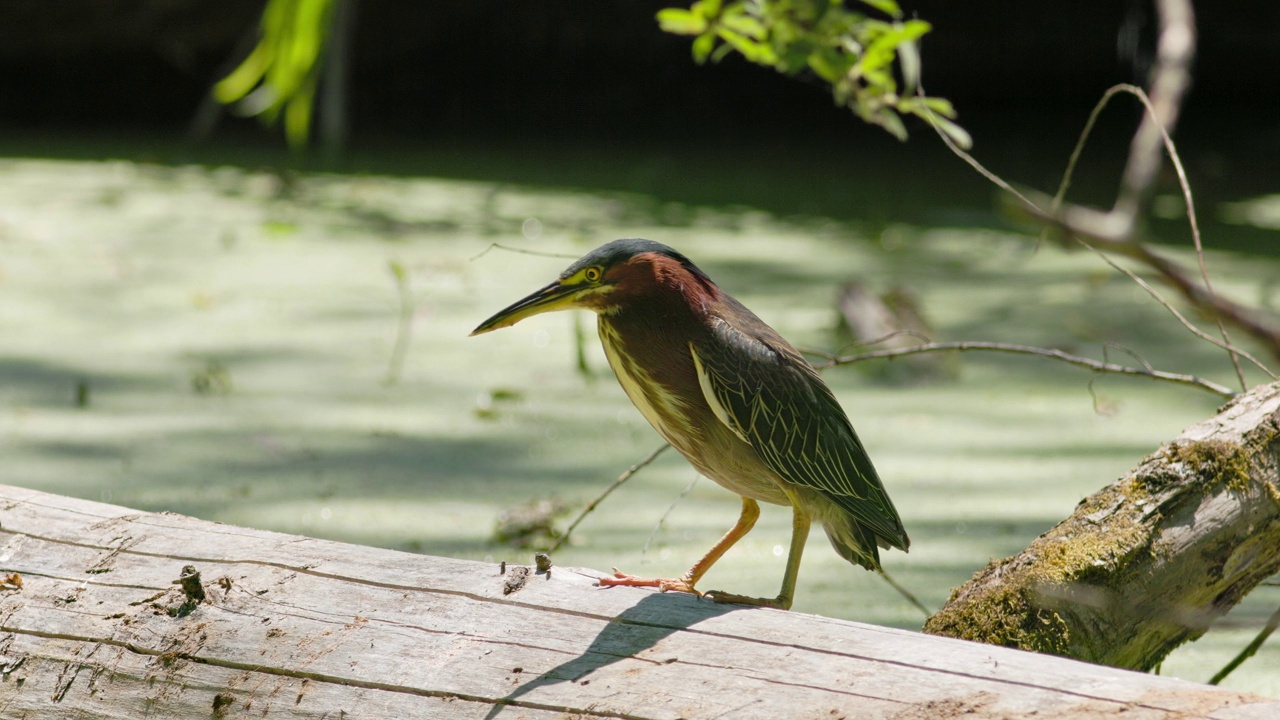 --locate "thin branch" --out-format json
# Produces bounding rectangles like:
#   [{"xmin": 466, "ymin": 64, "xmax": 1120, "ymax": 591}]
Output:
[
  {"xmin": 1077, "ymin": 242, "xmax": 1277, "ymax": 381},
  {"xmin": 469, "ymin": 243, "xmax": 579, "ymax": 262},
  {"xmin": 1102, "ymin": 343, "xmax": 1156, "ymax": 374},
  {"xmin": 921, "ymin": 0, "xmax": 1280, "ymax": 368},
  {"xmin": 877, "ymin": 568, "xmax": 930, "ymax": 618},
  {"xmin": 832, "ymin": 329, "xmax": 934, "ymax": 357},
  {"xmin": 812, "ymin": 341, "xmax": 1236, "ymax": 398},
  {"xmin": 919, "ymin": 95, "xmax": 1041, "ymax": 218},
  {"xmin": 642, "ymin": 474, "xmax": 700, "ymax": 555},
  {"xmin": 1047, "ymin": 83, "xmax": 1126, "ymax": 222},
  {"xmin": 548, "ymin": 443, "xmax": 671, "ymax": 554},
  {"xmin": 1046, "ymin": 81, "xmax": 1247, "ymax": 388},
  {"xmin": 1115, "ymin": 0, "xmax": 1195, "ymax": 221},
  {"xmin": 927, "ymin": 85, "xmax": 1280, "ymax": 369},
  {"xmin": 1023, "ymin": 197, "xmax": 1280, "ymax": 368},
  {"xmin": 1050, "ymin": 0, "xmax": 1195, "ymax": 232},
  {"xmin": 383, "ymin": 259, "xmax": 416, "ymax": 386},
  {"xmin": 1209, "ymin": 600, "xmax": 1280, "ymax": 685},
  {"xmin": 1130, "ymin": 78, "xmax": 1246, "ymax": 389}
]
